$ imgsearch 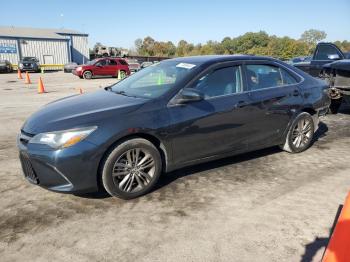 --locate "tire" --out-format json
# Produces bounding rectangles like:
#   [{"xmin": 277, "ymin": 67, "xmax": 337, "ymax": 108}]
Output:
[
  {"xmin": 328, "ymin": 98, "xmax": 342, "ymax": 114},
  {"xmin": 119, "ymin": 70, "xmax": 126, "ymax": 79},
  {"xmin": 83, "ymin": 70, "xmax": 92, "ymax": 79},
  {"xmin": 280, "ymin": 112, "xmax": 315, "ymax": 153},
  {"xmin": 101, "ymin": 138, "xmax": 162, "ymax": 199}
]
